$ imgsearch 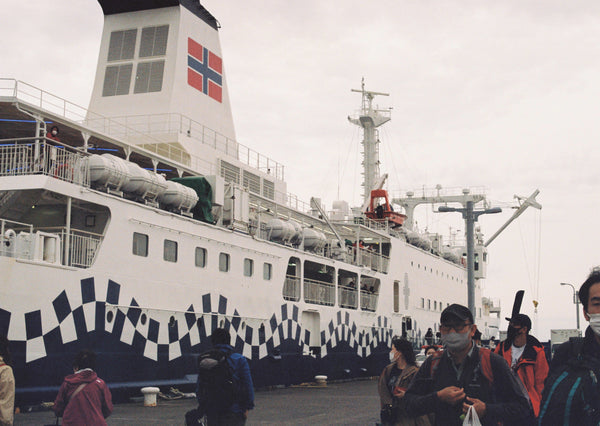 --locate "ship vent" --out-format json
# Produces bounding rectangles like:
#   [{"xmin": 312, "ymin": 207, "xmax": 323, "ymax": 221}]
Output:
[
  {"xmin": 243, "ymin": 170, "xmax": 261, "ymax": 195},
  {"xmin": 263, "ymin": 180, "xmax": 274, "ymax": 200},
  {"xmin": 220, "ymin": 160, "xmax": 240, "ymax": 184}
]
